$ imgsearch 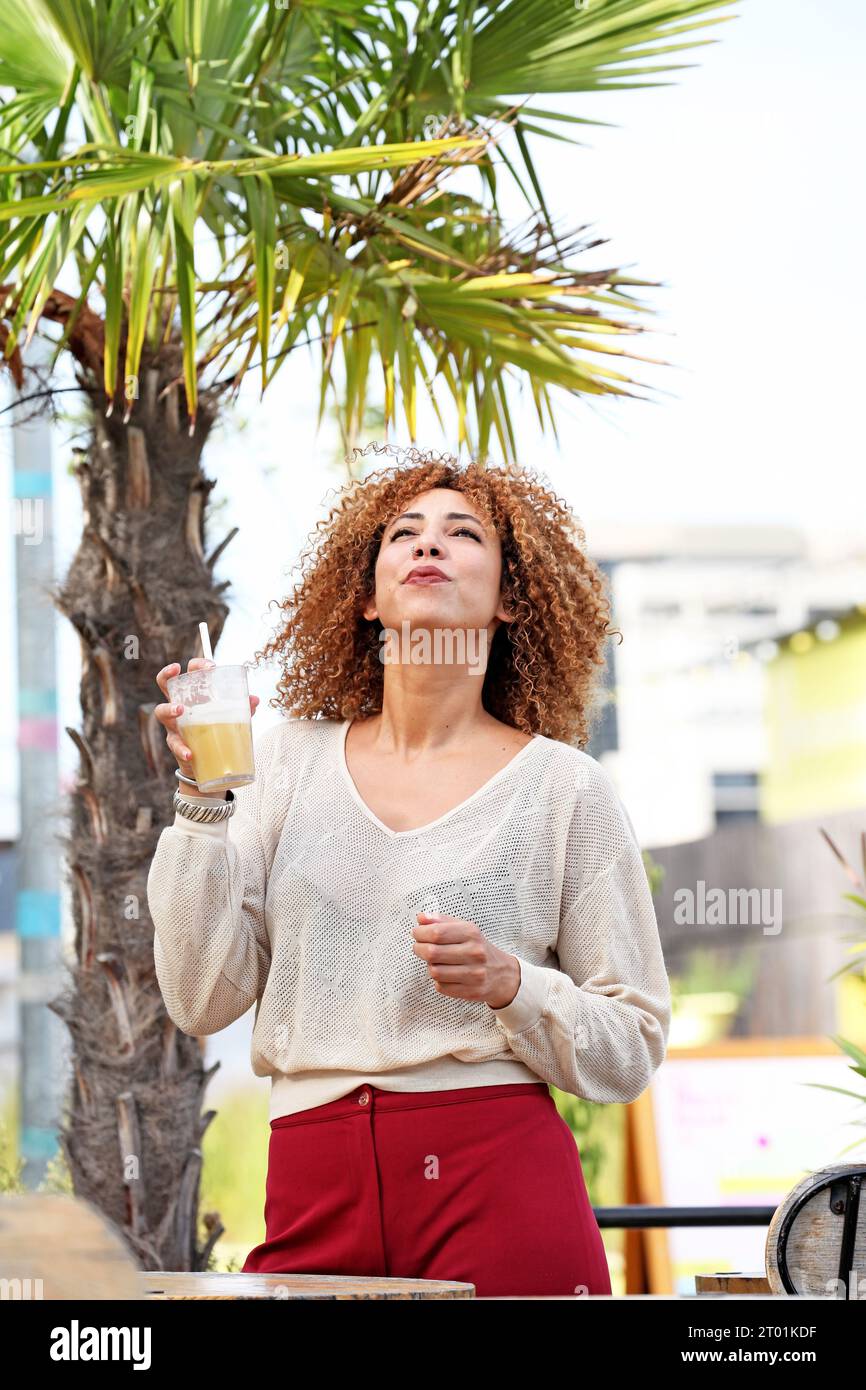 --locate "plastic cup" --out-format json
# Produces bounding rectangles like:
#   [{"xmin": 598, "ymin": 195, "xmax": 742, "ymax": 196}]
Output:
[{"xmin": 166, "ymin": 663, "xmax": 255, "ymax": 793}]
